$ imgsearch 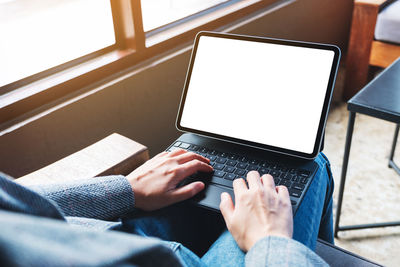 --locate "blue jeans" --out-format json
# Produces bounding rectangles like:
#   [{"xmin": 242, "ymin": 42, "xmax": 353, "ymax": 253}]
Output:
[{"xmin": 120, "ymin": 153, "xmax": 334, "ymax": 267}]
